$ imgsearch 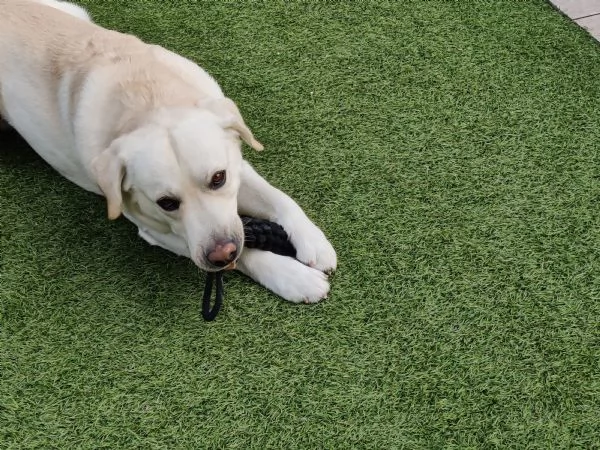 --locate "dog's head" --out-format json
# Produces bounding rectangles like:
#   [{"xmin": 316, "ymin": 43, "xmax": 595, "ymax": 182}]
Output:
[{"xmin": 92, "ymin": 98, "xmax": 263, "ymax": 271}]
